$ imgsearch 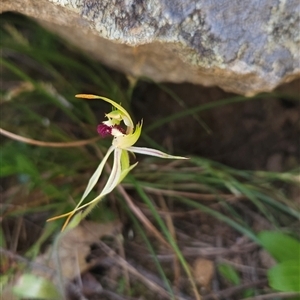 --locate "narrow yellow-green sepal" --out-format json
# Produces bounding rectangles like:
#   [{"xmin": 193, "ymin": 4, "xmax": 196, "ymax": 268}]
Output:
[
  {"xmin": 80, "ymin": 145, "xmax": 114, "ymax": 202},
  {"xmin": 75, "ymin": 94, "xmax": 133, "ymax": 129}
]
